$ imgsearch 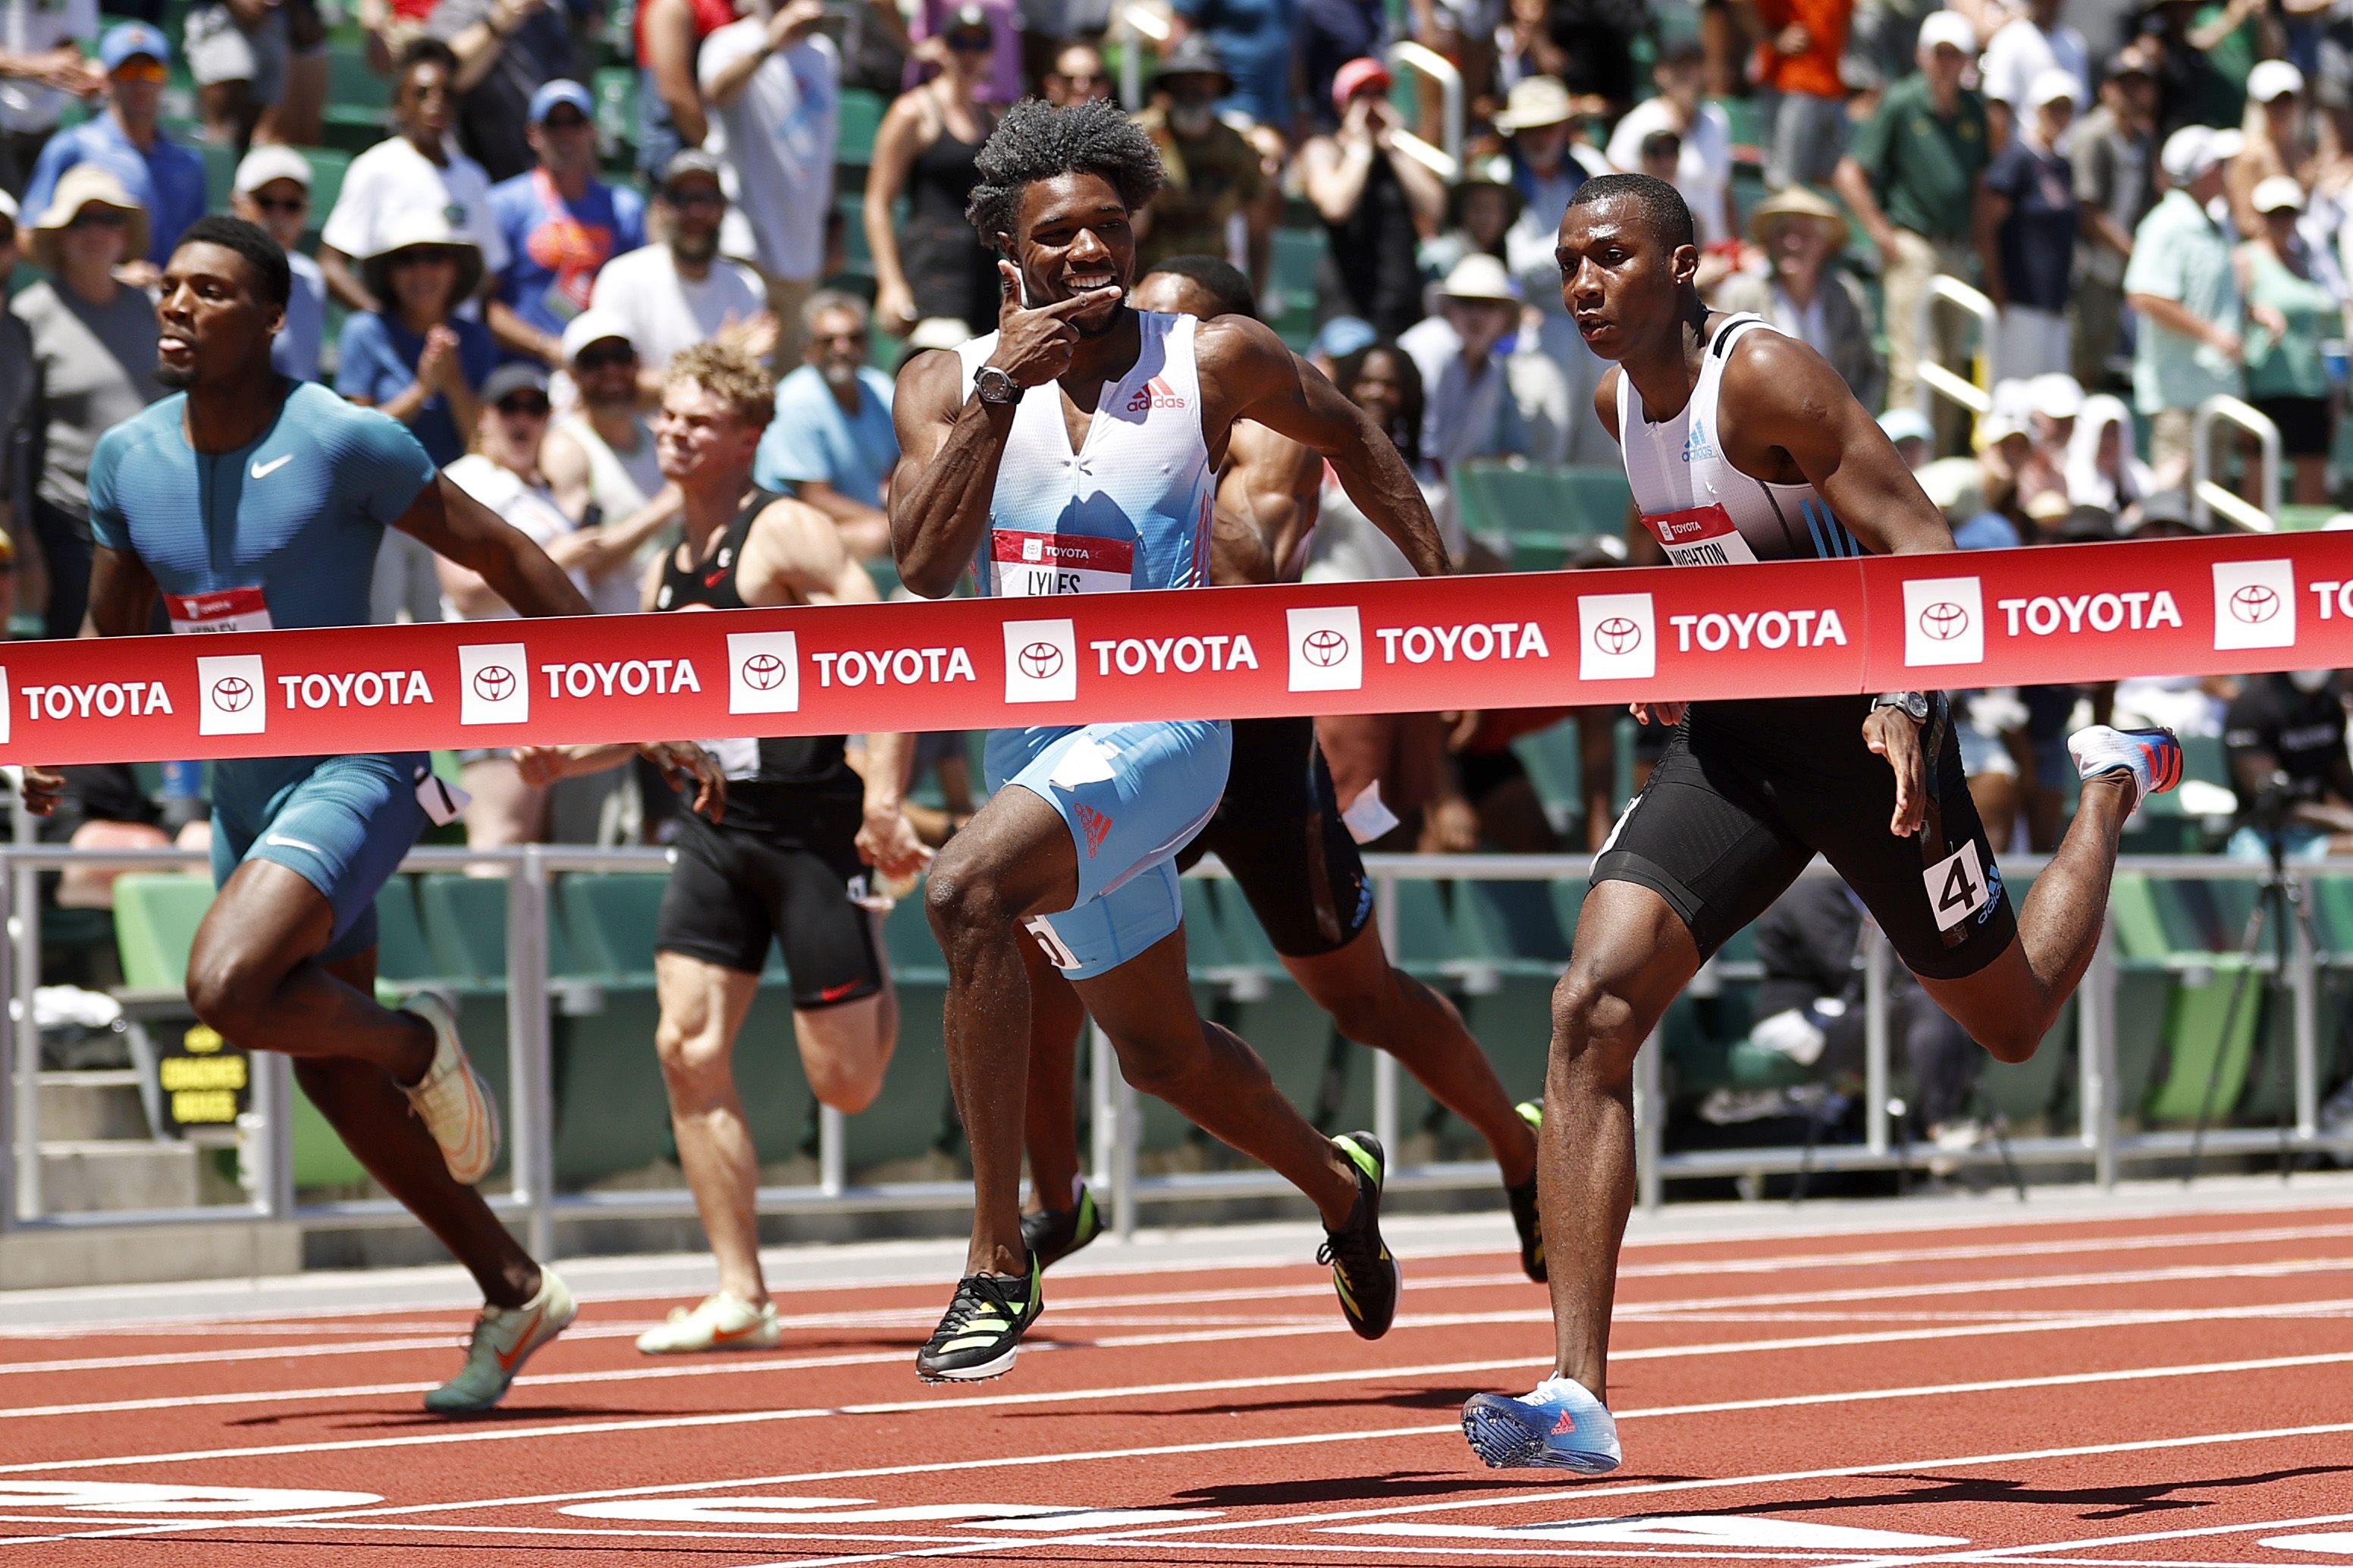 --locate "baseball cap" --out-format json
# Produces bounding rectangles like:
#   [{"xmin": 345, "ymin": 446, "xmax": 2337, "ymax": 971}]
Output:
[
  {"xmin": 2028, "ymin": 372, "xmax": 2084, "ymax": 421},
  {"xmin": 661, "ymin": 148, "xmax": 726, "ymax": 190},
  {"xmin": 1310, "ymin": 315, "xmax": 1378, "ymax": 362},
  {"xmin": 560, "ymin": 308, "xmax": 635, "ymax": 365},
  {"xmin": 2161, "ymin": 124, "xmax": 2244, "ymax": 183},
  {"xmin": 99, "ymin": 20, "xmax": 170, "ymax": 71},
  {"xmin": 1878, "ymin": 407, "xmax": 1933, "ymax": 447},
  {"xmin": 2248, "ymin": 58, "xmax": 2304, "ymax": 103},
  {"xmin": 2253, "ymin": 174, "xmax": 2307, "ymax": 213},
  {"xmin": 483, "ymin": 363, "xmax": 552, "ymax": 405},
  {"xmin": 529, "ymin": 79, "xmax": 595, "ymax": 125},
  {"xmin": 233, "ymin": 143, "xmax": 313, "ymax": 196},
  {"xmin": 1916, "ymin": 11, "xmax": 1978, "ymax": 55},
  {"xmin": 2027, "ymin": 67, "xmax": 2081, "ymax": 109},
  {"xmin": 1332, "ymin": 56, "xmax": 1393, "ymax": 114}
]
